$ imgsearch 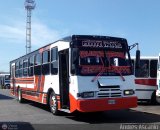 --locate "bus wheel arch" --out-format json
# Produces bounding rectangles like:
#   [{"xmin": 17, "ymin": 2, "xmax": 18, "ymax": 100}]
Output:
[{"xmin": 47, "ymin": 88, "xmax": 60, "ymax": 115}]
